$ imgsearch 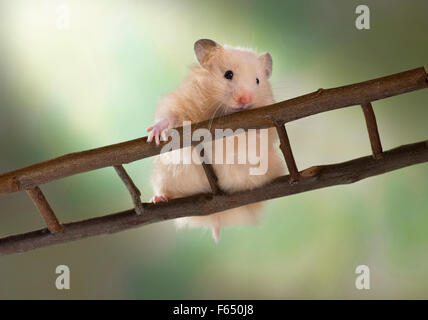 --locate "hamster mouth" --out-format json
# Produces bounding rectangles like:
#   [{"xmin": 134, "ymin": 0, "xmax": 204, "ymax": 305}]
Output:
[{"xmin": 228, "ymin": 104, "xmax": 253, "ymax": 114}]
